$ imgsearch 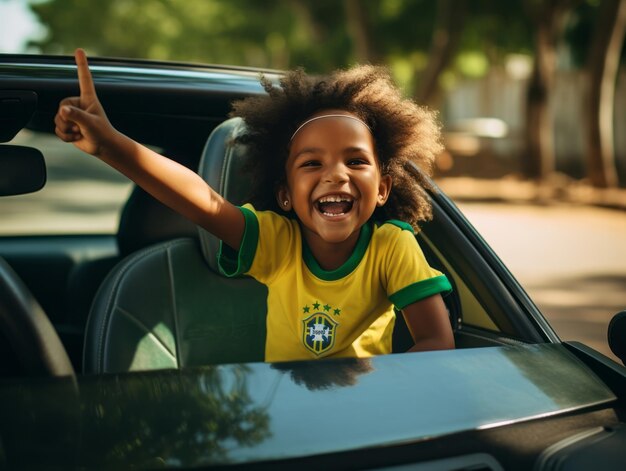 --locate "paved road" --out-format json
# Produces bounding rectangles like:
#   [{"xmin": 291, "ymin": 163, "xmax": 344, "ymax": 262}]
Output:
[{"xmin": 458, "ymin": 202, "xmax": 626, "ymax": 362}]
